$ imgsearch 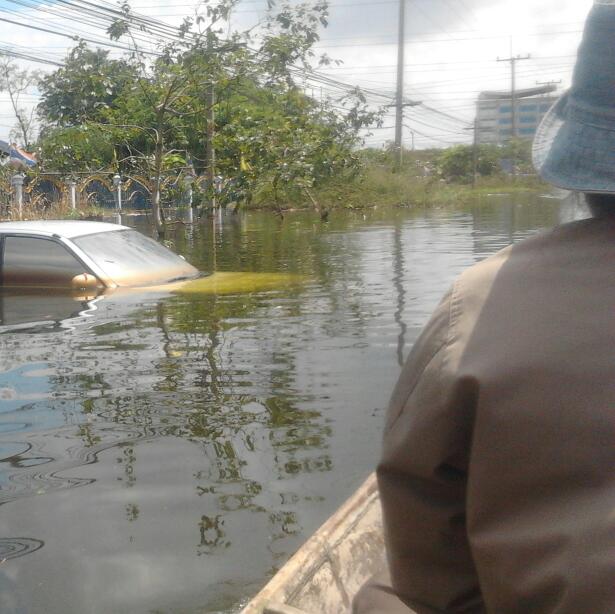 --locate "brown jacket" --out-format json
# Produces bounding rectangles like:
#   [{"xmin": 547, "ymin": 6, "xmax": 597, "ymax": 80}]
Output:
[{"xmin": 354, "ymin": 217, "xmax": 615, "ymax": 613}]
